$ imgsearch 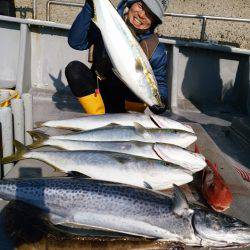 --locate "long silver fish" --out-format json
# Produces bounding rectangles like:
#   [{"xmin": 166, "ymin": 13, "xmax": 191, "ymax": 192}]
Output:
[
  {"xmin": 2, "ymin": 141, "xmax": 193, "ymax": 190},
  {"xmin": 0, "ymin": 178, "xmax": 249, "ymax": 247},
  {"xmin": 28, "ymin": 131, "xmax": 206, "ymax": 173},
  {"xmin": 47, "ymin": 123, "xmax": 197, "ymax": 148},
  {"xmin": 40, "ymin": 113, "xmax": 194, "ymax": 134},
  {"xmin": 92, "ymin": 0, "xmax": 162, "ymax": 107}
]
